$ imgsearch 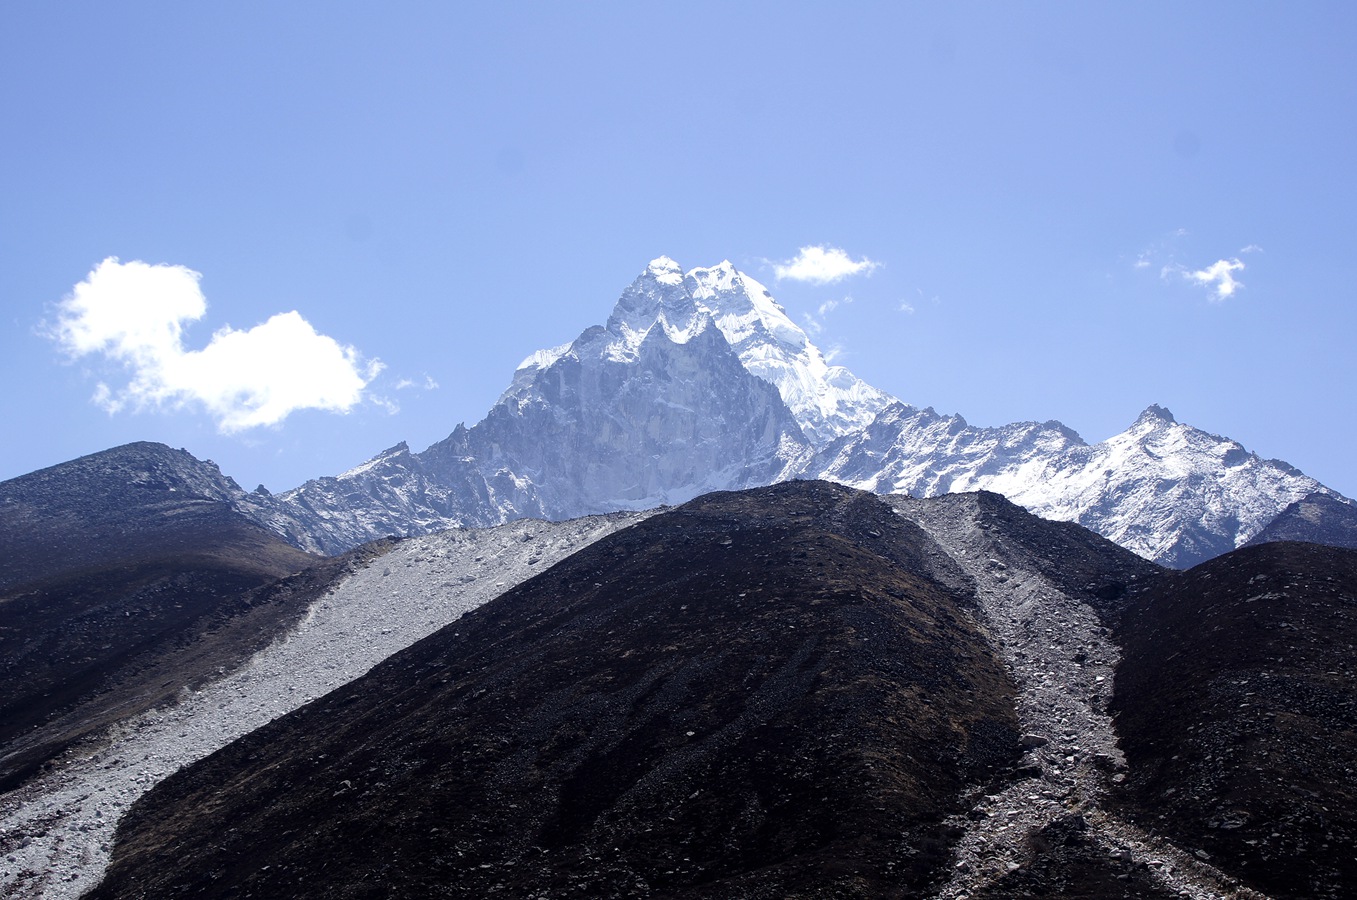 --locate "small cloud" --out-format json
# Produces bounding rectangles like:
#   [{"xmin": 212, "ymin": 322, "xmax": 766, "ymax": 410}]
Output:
[
  {"xmin": 47, "ymin": 257, "xmax": 382, "ymax": 431},
  {"xmin": 1185, "ymin": 258, "xmax": 1246, "ymax": 302},
  {"xmin": 369, "ymin": 394, "xmax": 401, "ymax": 415},
  {"xmin": 899, "ymin": 301, "xmax": 915, "ymax": 314},
  {"xmin": 817, "ymin": 297, "xmax": 845, "ymax": 317},
  {"xmin": 774, "ymin": 246, "xmax": 880, "ymax": 284},
  {"xmin": 1240, "ymin": 244, "xmax": 1264, "ymax": 254}
]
